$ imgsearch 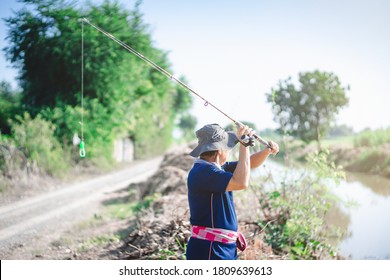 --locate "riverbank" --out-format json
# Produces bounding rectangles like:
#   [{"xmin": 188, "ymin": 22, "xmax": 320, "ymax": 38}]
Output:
[
  {"xmin": 330, "ymin": 144, "xmax": 390, "ymax": 179},
  {"xmin": 284, "ymin": 140, "xmax": 390, "ymax": 180}
]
